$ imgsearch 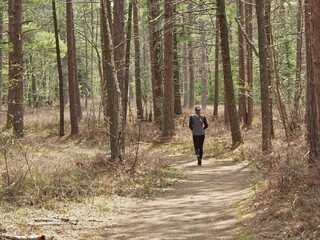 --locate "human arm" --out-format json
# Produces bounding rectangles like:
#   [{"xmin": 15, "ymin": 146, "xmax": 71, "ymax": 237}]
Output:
[
  {"xmin": 189, "ymin": 116, "xmax": 193, "ymax": 130},
  {"xmin": 203, "ymin": 116, "xmax": 208, "ymax": 130}
]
